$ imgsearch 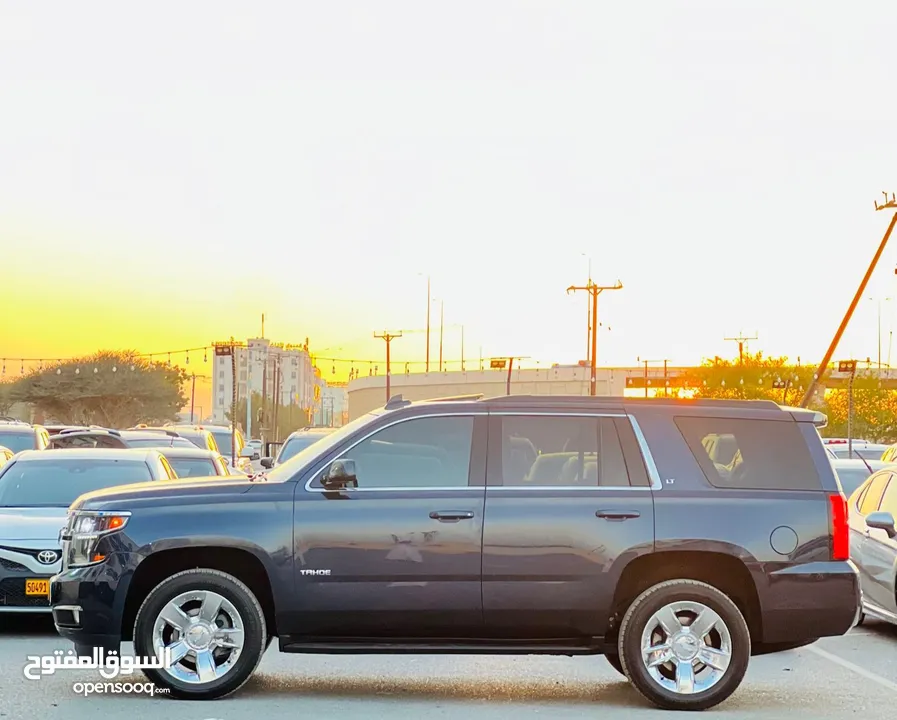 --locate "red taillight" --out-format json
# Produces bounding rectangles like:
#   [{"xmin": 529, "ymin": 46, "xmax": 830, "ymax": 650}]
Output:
[{"xmin": 829, "ymin": 493, "xmax": 850, "ymax": 561}]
